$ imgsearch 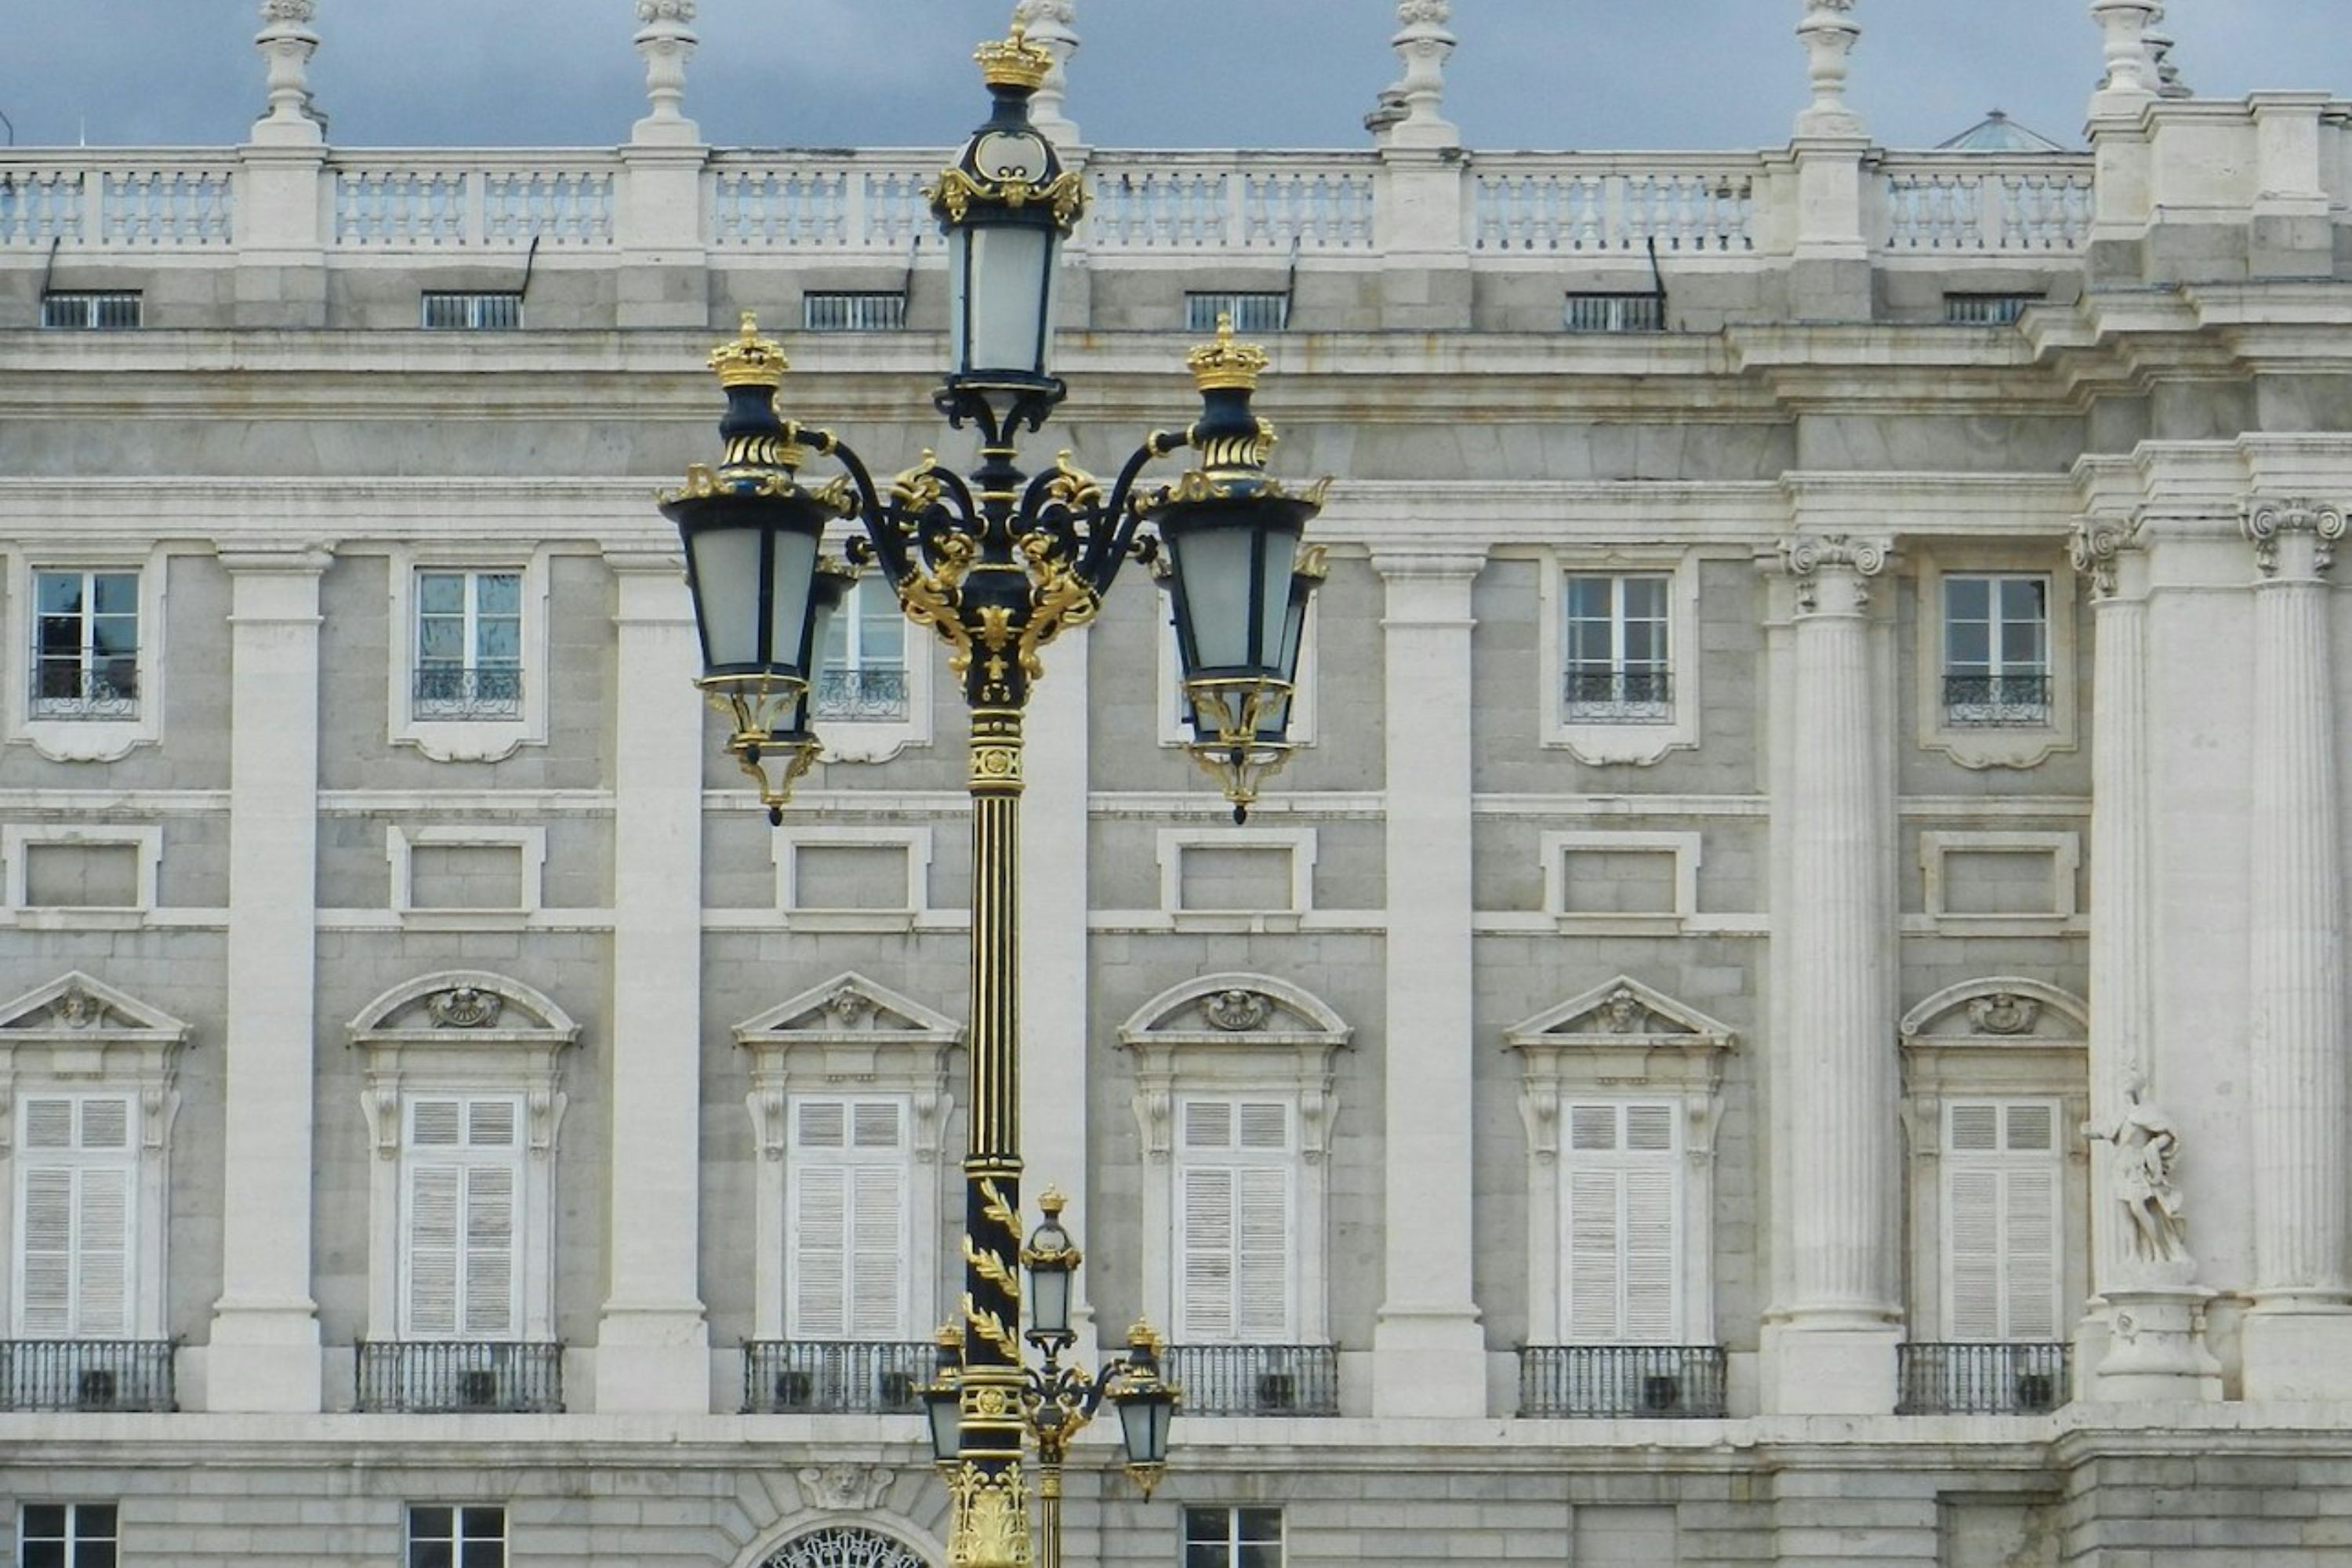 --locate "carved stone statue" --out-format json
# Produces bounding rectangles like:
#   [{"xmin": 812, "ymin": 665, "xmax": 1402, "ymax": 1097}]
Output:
[{"xmin": 2094, "ymin": 1085, "xmax": 2188, "ymax": 1264}]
